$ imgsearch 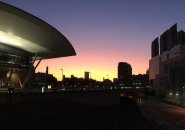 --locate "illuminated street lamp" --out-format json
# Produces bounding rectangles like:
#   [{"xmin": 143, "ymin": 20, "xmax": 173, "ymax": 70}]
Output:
[{"xmin": 176, "ymin": 93, "xmax": 179, "ymax": 96}]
